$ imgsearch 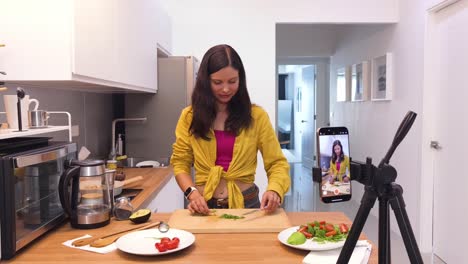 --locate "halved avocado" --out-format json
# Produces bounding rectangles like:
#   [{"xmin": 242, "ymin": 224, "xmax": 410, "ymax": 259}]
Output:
[{"xmin": 129, "ymin": 209, "xmax": 151, "ymax": 223}]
